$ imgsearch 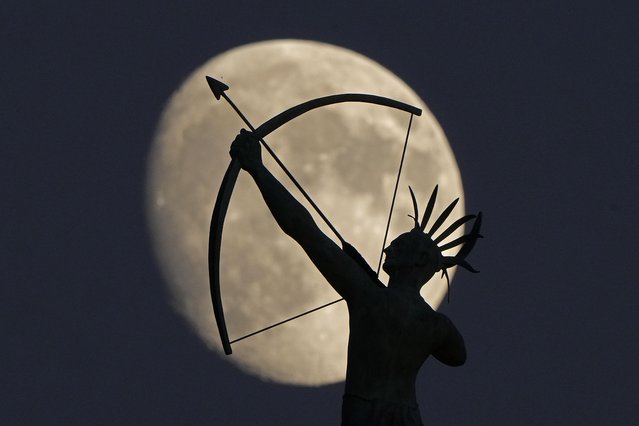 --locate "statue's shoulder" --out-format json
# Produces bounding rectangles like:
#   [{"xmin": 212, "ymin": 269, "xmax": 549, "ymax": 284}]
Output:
[
  {"xmin": 347, "ymin": 283, "xmax": 386, "ymax": 308},
  {"xmin": 416, "ymin": 302, "xmax": 448, "ymax": 330}
]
